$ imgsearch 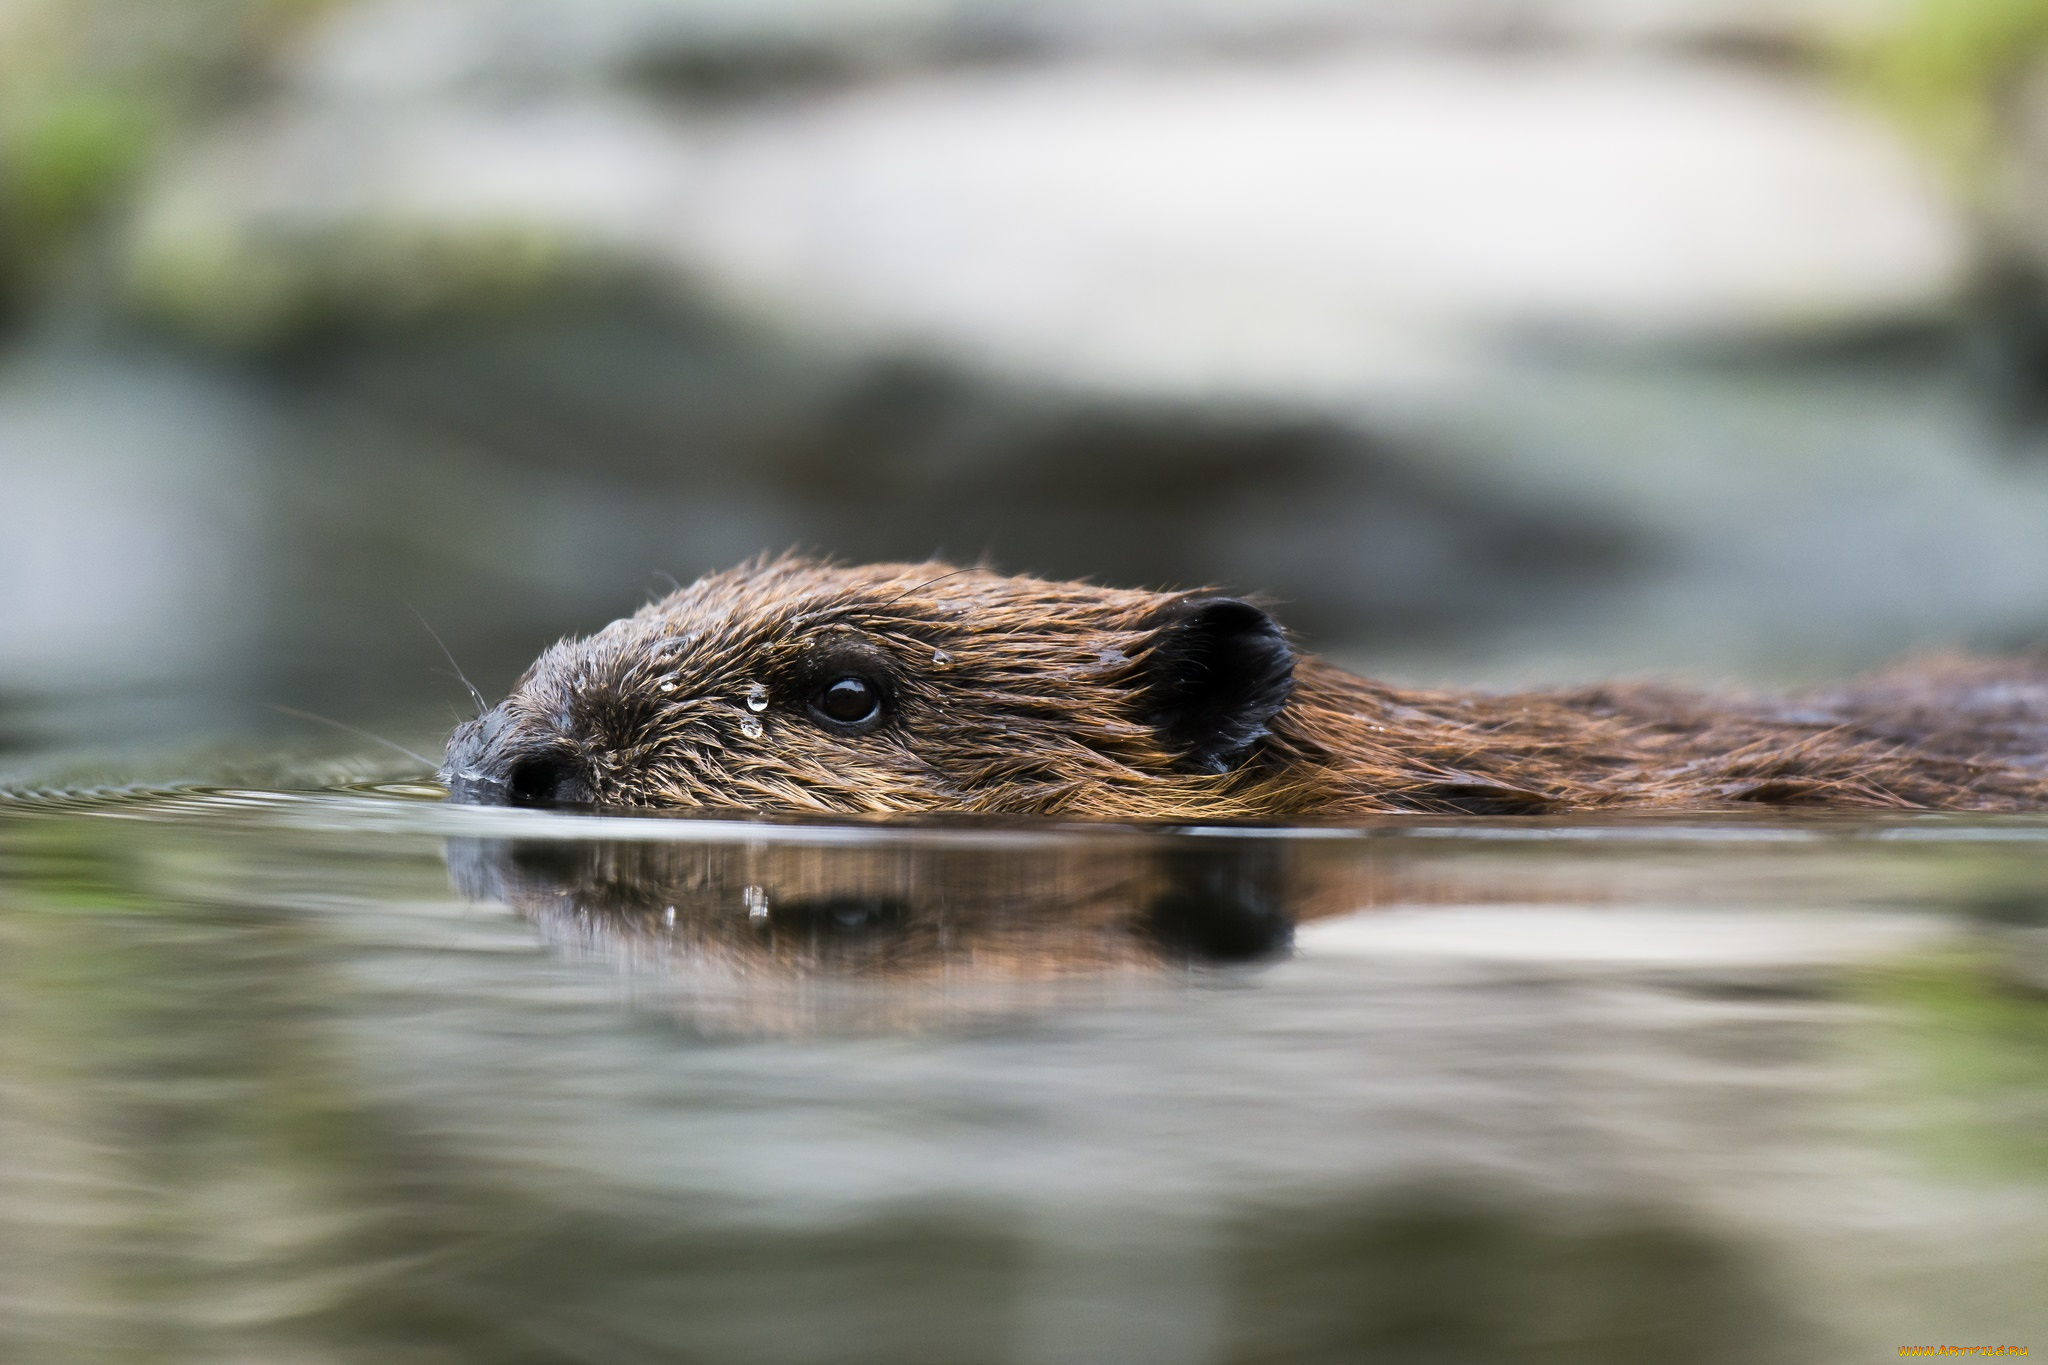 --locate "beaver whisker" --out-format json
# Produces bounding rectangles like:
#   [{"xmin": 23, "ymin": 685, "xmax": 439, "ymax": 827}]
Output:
[
  {"xmin": 271, "ymin": 704, "xmax": 435, "ymax": 769},
  {"xmin": 405, "ymin": 601, "xmax": 488, "ymax": 716}
]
